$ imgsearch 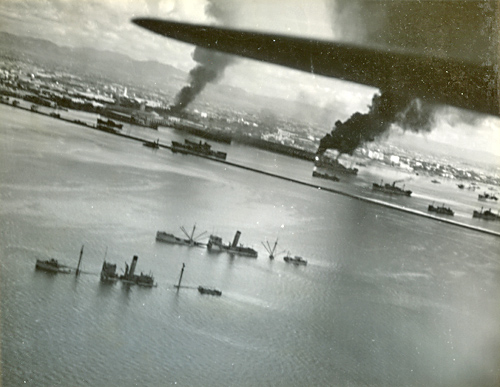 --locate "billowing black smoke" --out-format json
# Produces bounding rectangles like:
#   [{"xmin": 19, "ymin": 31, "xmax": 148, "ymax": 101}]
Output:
[
  {"xmin": 319, "ymin": 0, "xmax": 495, "ymax": 155},
  {"xmin": 317, "ymin": 92, "xmax": 435, "ymax": 155},
  {"xmin": 170, "ymin": 0, "xmax": 234, "ymax": 114}
]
